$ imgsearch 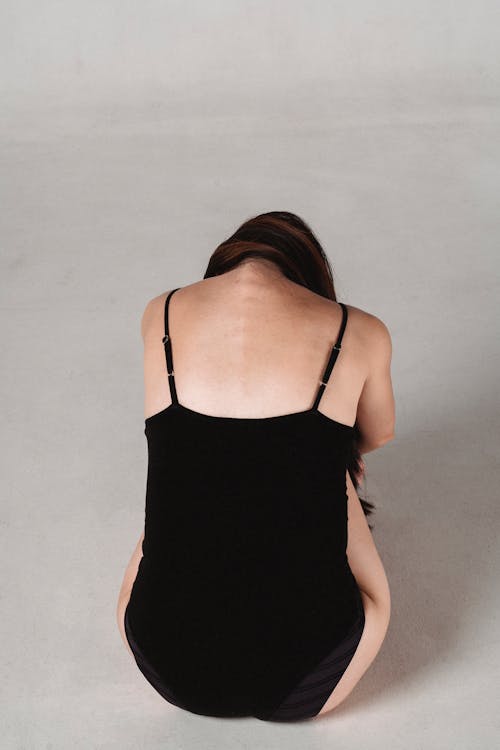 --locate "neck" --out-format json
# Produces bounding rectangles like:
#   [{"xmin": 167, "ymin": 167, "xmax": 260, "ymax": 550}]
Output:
[{"xmin": 225, "ymin": 258, "xmax": 284, "ymax": 283}]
